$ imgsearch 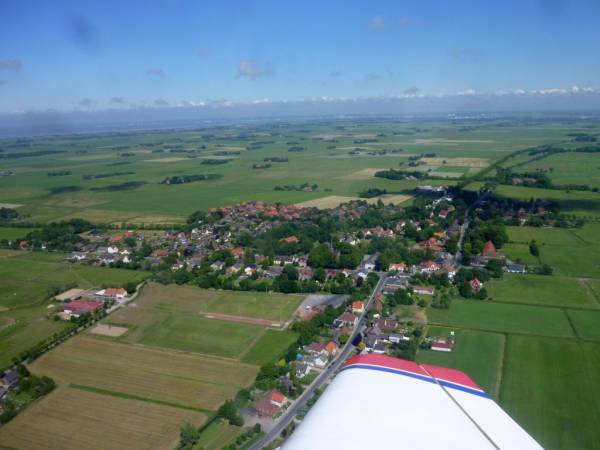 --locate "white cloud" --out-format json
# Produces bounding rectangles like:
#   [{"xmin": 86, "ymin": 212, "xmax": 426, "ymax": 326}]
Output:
[
  {"xmin": 237, "ymin": 59, "xmax": 268, "ymax": 78},
  {"xmin": 368, "ymin": 15, "xmax": 385, "ymax": 30}
]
